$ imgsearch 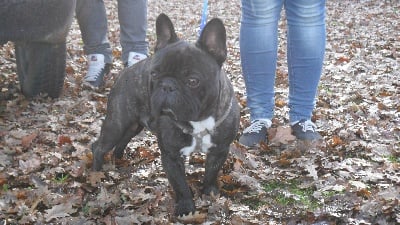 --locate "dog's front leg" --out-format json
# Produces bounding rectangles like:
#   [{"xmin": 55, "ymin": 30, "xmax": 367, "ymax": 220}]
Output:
[
  {"xmin": 157, "ymin": 119, "xmax": 195, "ymax": 216},
  {"xmin": 160, "ymin": 149, "xmax": 195, "ymax": 216}
]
